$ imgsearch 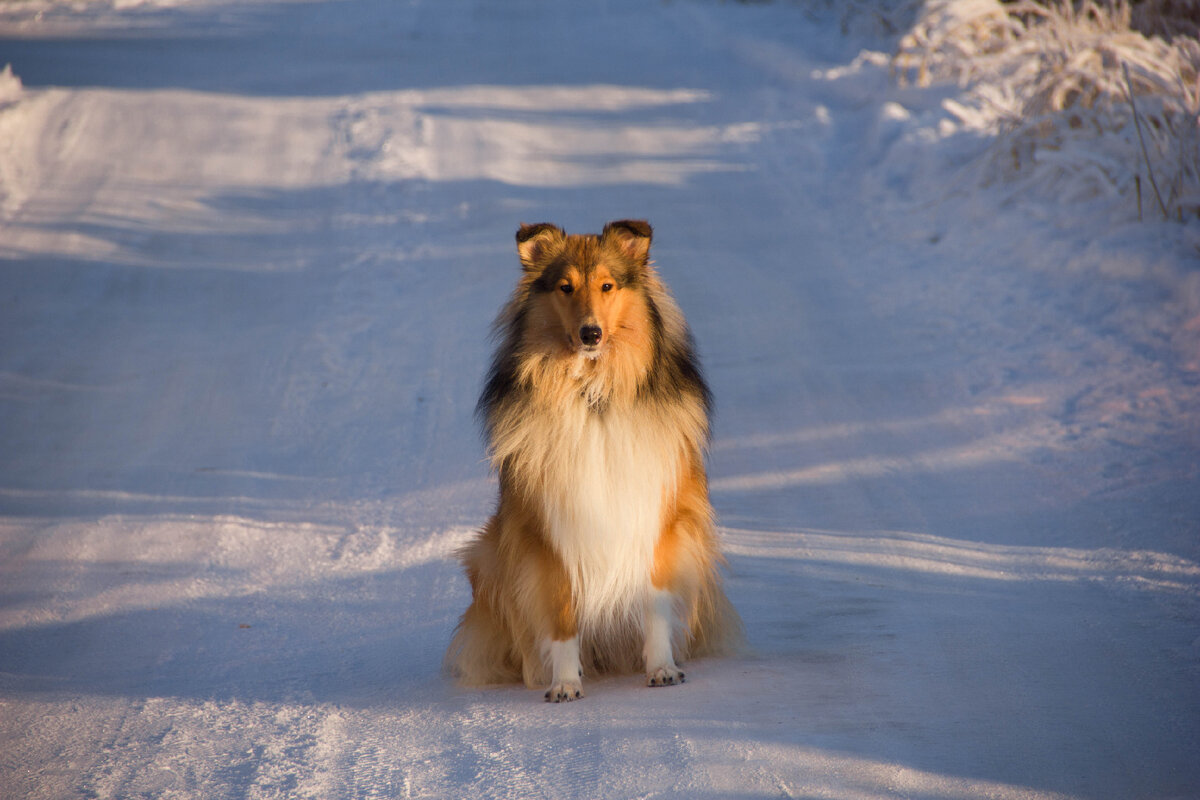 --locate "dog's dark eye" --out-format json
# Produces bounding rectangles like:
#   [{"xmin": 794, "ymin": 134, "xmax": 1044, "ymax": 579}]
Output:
[
  {"xmin": 601, "ymin": 282, "xmax": 614, "ymax": 292},
  {"xmin": 559, "ymin": 283, "xmax": 573, "ymax": 295}
]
